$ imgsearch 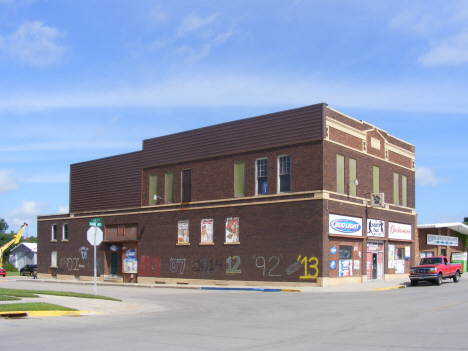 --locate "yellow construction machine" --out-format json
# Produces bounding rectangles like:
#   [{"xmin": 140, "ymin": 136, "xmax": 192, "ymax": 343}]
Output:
[{"xmin": 0, "ymin": 222, "xmax": 27, "ymax": 267}]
